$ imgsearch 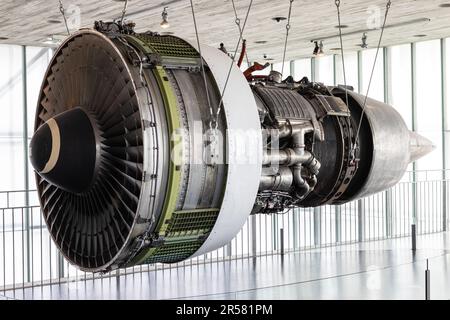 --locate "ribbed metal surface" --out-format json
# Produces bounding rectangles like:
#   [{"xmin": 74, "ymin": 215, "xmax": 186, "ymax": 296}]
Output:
[
  {"xmin": 134, "ymin": 34, "xmax": 200, "ymax": 58},
  {"xmin": 254, "ymin": 86, "xmax": 314, "ymax": 121},
  {"xmin": 35, "ymin": 32, "xmax": 143, "ymax": 270},
  {"xmin": 166, "ymin": 208, "xmax": 219, "ymax": 237},
  {"xmin": 141, "ymin": 241, "xmax": 202, "ymax": 264}
]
